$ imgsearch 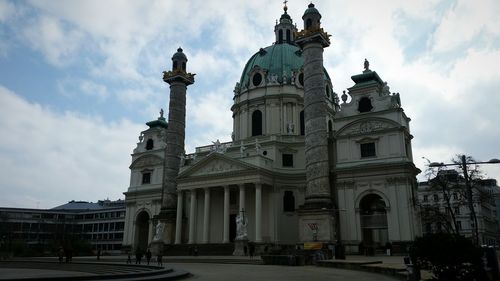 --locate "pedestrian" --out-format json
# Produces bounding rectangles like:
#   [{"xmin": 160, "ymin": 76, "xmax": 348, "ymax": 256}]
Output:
[
  {"xmin": 385, "ymin": 242, "xmax": 392, "ymax": 256},
  {"xmin": 97, "ymin": 249, "xmax": 101, "ymax": 260},
  {"xmin": 249, "ymin": 243, "xmax": 255, "ymax": 259},
  {"xmin": 135, "ymin": 247, "xmax": 143, "ymax": 264},
  {"xmin": 58, "ymin": 247, "xmax": 64, "ymax": 263},
  {"xmin": 126, "ymin": 251, "xmax": 132, "ymax": 264},
  {"xmin": 145, "ymin": 249, "xmax": 152, "ymax": 265},
  {"xmin": 193, "ymin": 246, "xmax": 198, "ymax": 256},
  {"xmin": 157, "ymin": 254, "xmax": 163, "ymax": 267}
]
